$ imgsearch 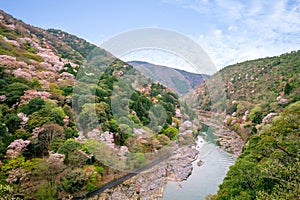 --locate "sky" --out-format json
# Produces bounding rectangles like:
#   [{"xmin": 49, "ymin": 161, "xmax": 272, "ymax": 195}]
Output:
[{"xmin": 0, "ymin": 0, "xmax": 299, "ymax": 73}]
